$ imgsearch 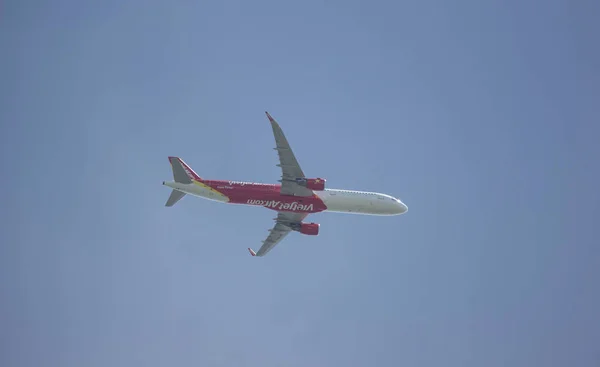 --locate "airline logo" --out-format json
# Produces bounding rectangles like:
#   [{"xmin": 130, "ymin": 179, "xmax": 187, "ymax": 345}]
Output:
[
  {"xmin": 174, "ymin": 158, "xmax": 201, "ymax": 181},
  {"xmin": 247, "ymin": 199, "xmax": 314, "ymax": 211},
  {"xmin": 229, "ymin": 181, "xmax": 271, "ymax": 187},
  {"xmin": 183, "ymin": 167, "xmax": 196, "ymax": 179}
]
